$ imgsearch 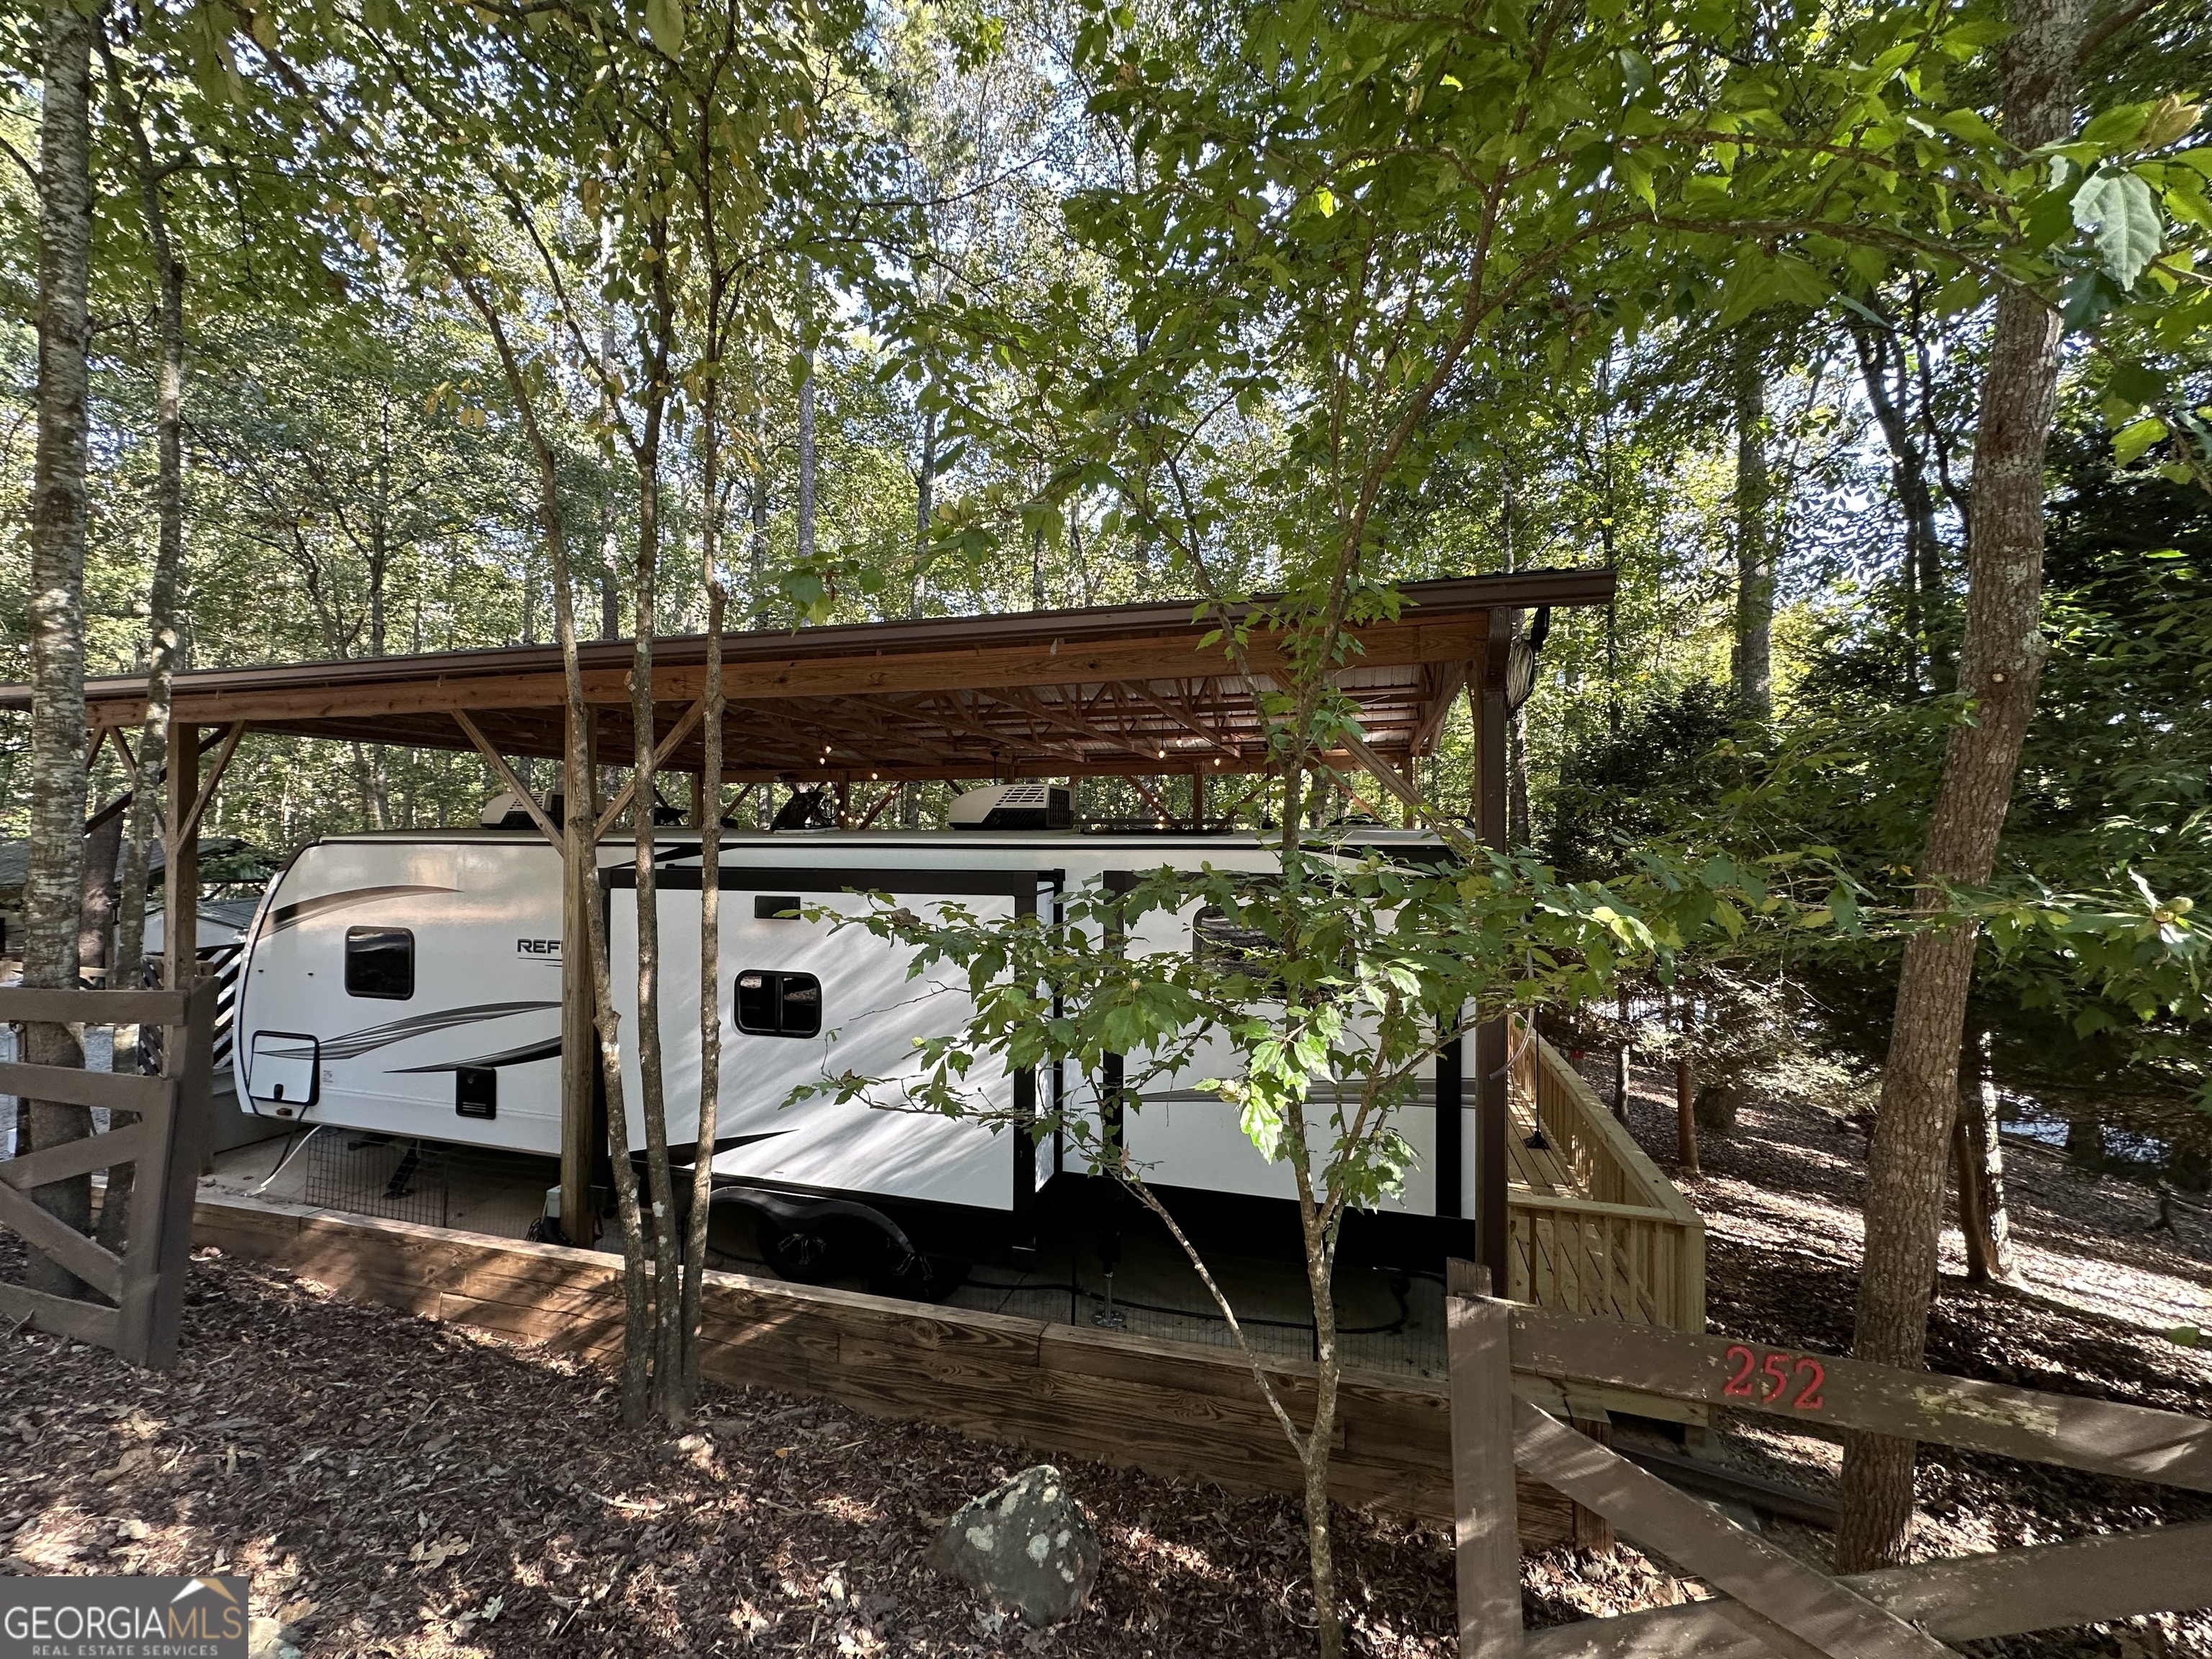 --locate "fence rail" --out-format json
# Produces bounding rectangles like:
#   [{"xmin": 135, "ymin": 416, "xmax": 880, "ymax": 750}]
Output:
[
  {"xmin": 1447, "ymin": 1262, "xmax": 2212, "ymax": 1659},
  {"xmin": 0, "ymin": 981, "xmax": 217, "ymax": 1369},
  {"xmin": 1505, "ymin": 1021, "xmax": 1704, "ymax": 1334}
]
